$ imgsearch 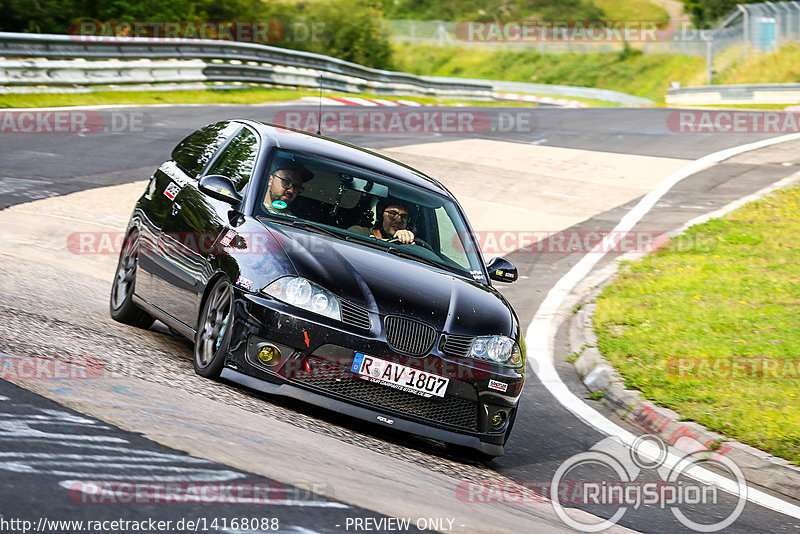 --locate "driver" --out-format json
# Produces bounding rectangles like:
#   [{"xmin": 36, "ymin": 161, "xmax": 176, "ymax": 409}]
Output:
[
  {"xmin": 263, "ymin": 162, "xmax": 313, "ymax": 216},
  {"xmin": 349, "ymin": 199, "xmax": 415, "ymax": 244}
]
